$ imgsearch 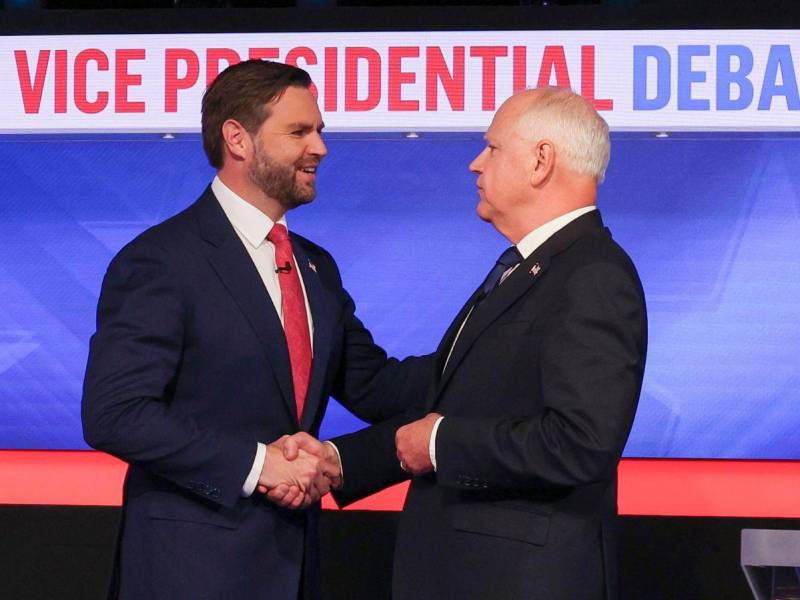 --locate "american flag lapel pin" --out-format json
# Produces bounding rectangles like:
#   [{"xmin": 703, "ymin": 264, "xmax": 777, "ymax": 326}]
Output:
[
  {"xmin": 308, "ymin": 259, "xmax": 317, "ymax": 273},
  {"xmin": 529, "ymin": 263, "xmax": 541, "ymax": 277}
]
